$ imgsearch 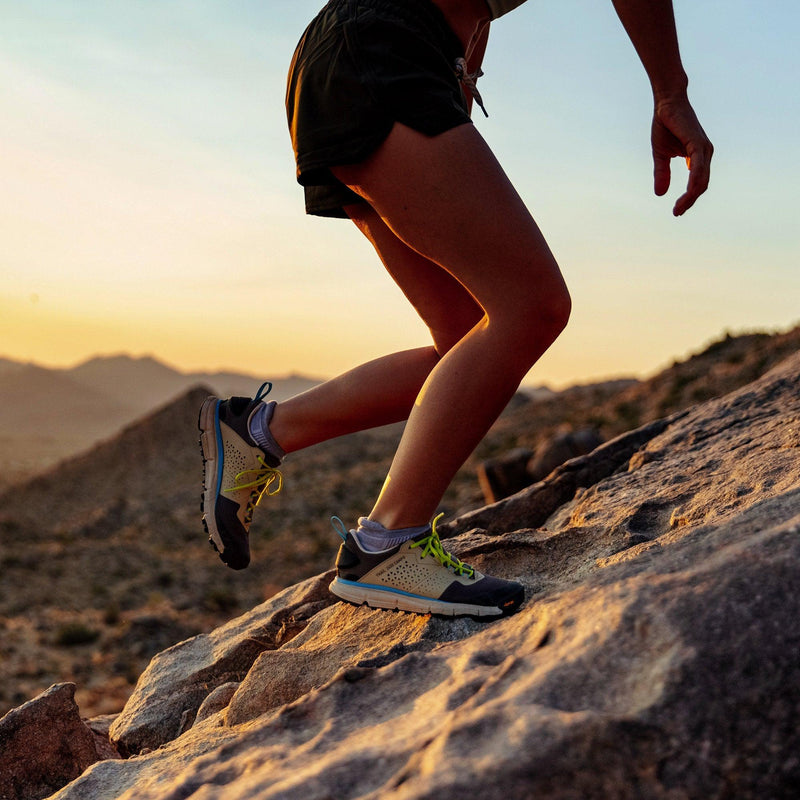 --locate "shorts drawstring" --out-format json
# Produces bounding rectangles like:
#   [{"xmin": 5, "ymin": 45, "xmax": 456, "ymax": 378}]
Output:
[{"xmin": 455, "ymin": 57, "xmax": 488, "ymax": 117}]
